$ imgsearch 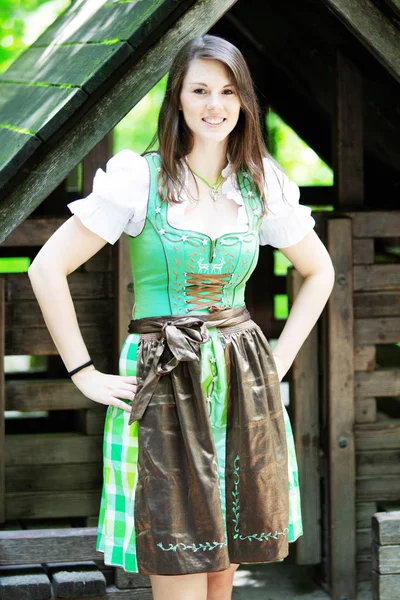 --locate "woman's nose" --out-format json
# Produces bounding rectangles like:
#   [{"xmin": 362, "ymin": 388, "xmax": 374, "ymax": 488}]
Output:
[{"xmin": 207, "ymin": 93, "xmax": 223, "ymax": 109}]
